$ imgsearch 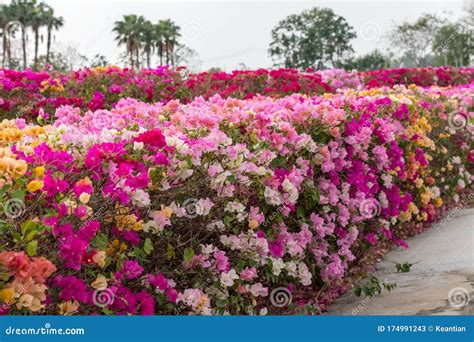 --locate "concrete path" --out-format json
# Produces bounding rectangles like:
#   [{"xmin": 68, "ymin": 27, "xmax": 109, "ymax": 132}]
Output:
[{"xmin": 326, "ymin": 208, "xmax": 474, "ymax": 315}]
